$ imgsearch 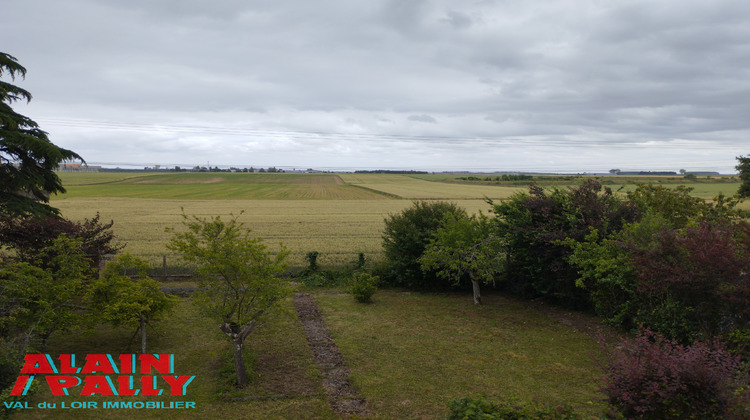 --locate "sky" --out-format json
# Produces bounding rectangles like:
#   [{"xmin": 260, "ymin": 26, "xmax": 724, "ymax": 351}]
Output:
[{"xmin": 2, "ymin": 0, "xmax": 749, "ymax": 173}]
